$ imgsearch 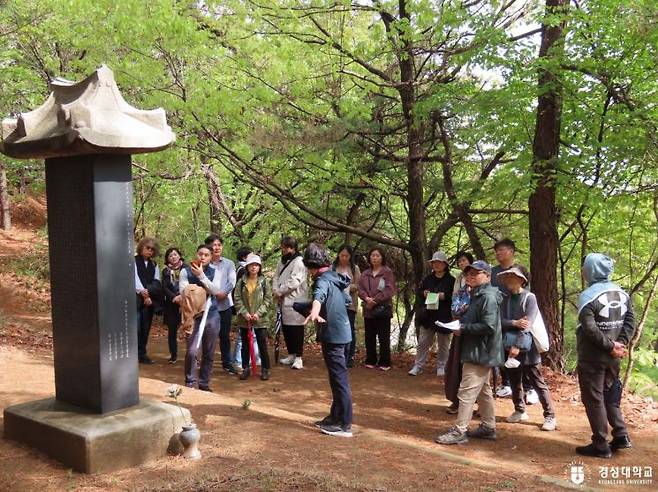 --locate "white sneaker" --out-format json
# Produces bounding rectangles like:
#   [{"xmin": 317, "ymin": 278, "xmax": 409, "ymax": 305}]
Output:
[
  {"xmin": 436, "ymin": 364, "xmax": 445, "ymax": 376},
  {"xmin": 279, "ymin": 354, "xmax": 296, "ymax": 365},
  {"xmin": 291, "ymin": 357, "xmax": 303, "ymax": 370},
  {"xmin": 506, "ymin": 411, "xmax": 529, "ymax": 423},
  {"xmin": 408, "ymin": 365, "xmax": 422, "ymax": 376},
  {"xmin": 525, "ymin": 388, "xmax": 539, "ymax": 405},
  {"xmin": 496, "ymin": 385, "xmax": 512, "ymax": 398},
  {"xmin": 541, "ymin": 416, "xmax": 557, "ymax": 431}
]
